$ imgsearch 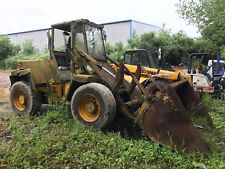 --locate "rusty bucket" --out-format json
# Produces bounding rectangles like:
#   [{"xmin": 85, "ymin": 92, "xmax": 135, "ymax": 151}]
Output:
[{"xmin": 139, "ymin": 80, "xmax": 212, "ymax": 155}]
